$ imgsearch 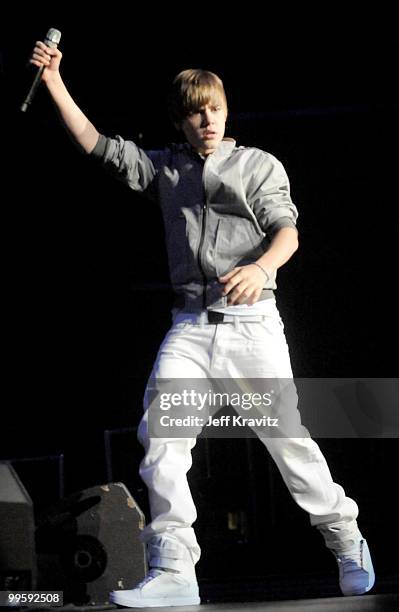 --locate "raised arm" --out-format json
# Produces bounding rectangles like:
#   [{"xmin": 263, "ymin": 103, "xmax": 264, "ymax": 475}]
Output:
[{"xmin": 29, "ymin": 41, "xmax": 99, "ymax": 154}]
